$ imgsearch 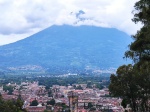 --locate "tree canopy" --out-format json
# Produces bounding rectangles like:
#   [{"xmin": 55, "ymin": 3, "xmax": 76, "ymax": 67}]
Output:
[
  {"xmin": 0, "ymin": 94, "xmax": 26, "ymax": 112},
  {"xmin": 30, "ymin": 99, "xmax": 38, "ymax": 106},
  {"xmin": 47, "ymin": 99, "xmax": 55, "ymax": 106},
  {"xmin": 109, "ymin": 0, "xmax": 150, "ymax": 111}
]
